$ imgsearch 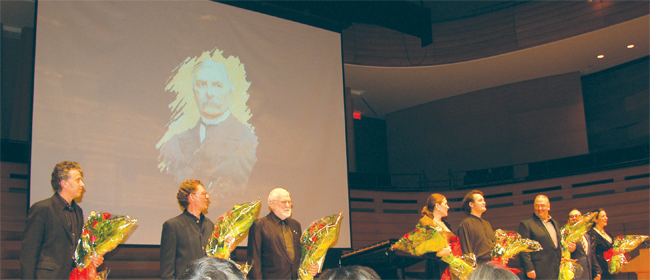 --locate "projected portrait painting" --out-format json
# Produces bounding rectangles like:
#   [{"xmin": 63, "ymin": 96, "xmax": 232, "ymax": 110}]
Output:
[{"xmin": 157, "ymin": 49, "xmax": 257, "ymax": 197}]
